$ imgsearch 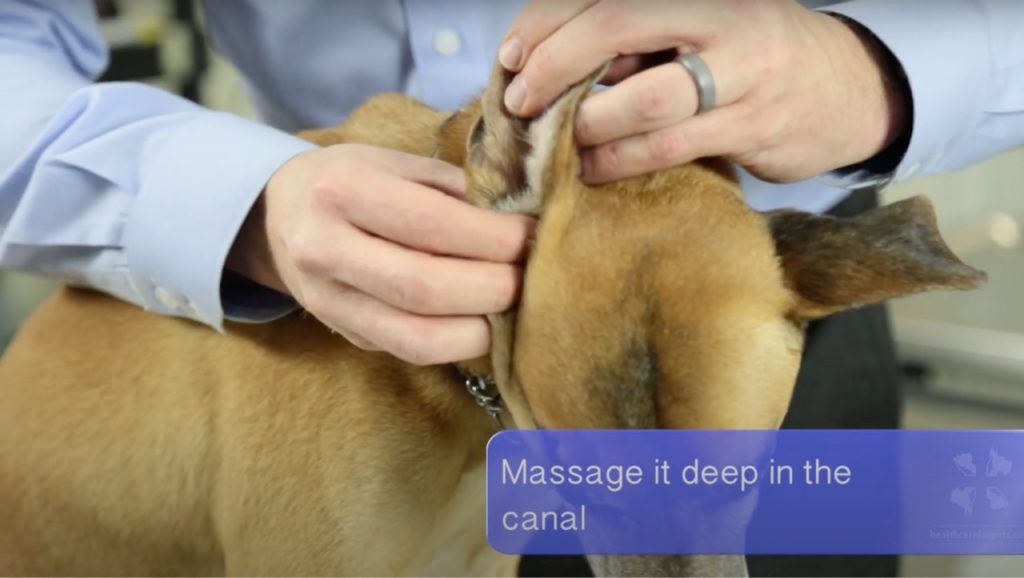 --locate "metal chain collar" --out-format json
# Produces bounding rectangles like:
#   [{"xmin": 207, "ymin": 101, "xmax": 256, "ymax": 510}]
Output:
[{"xmin": 463, "ymin": 372, "xmax": 505, "ymax": 429}]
